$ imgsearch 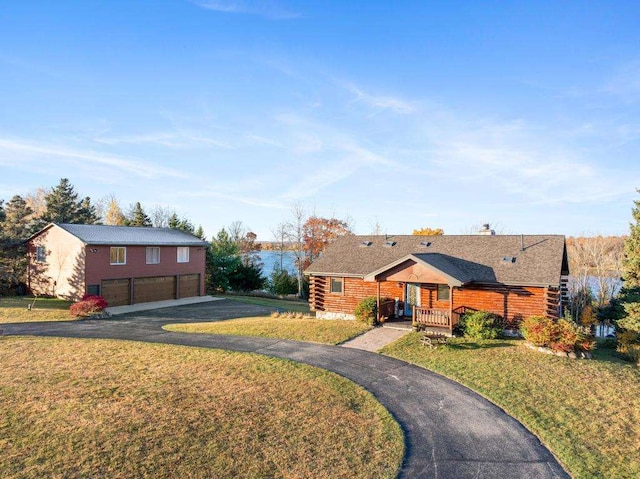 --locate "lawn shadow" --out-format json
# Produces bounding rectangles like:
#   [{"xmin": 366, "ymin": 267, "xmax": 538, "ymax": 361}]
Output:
[{"xmin": 445, "ymin": 339, "xmax": 516, "ymax": 350}]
